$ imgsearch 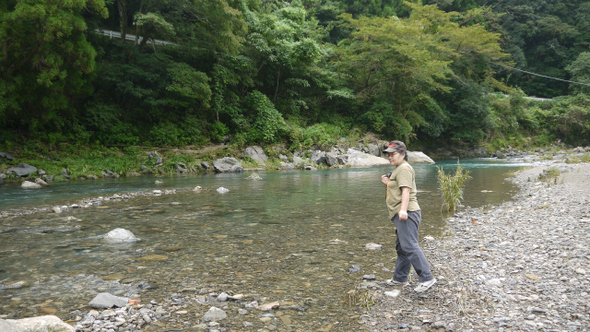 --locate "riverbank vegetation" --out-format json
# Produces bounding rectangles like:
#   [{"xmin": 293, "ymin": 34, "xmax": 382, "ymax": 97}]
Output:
[
  {"xmin": 1, "ymin": 0, "xmax": 590, "ymax": 166},
  {"xmin": 437, "ymin": 163, "xmax": 471, "ymax": 214}
]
